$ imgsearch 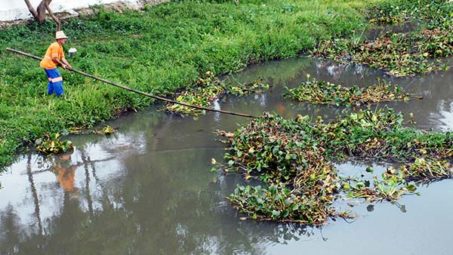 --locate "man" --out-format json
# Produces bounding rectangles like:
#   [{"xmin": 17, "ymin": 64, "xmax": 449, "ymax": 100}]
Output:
[{"xmin": 40, "ymin": 31, "xmax": 72, "ymax": 96}]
